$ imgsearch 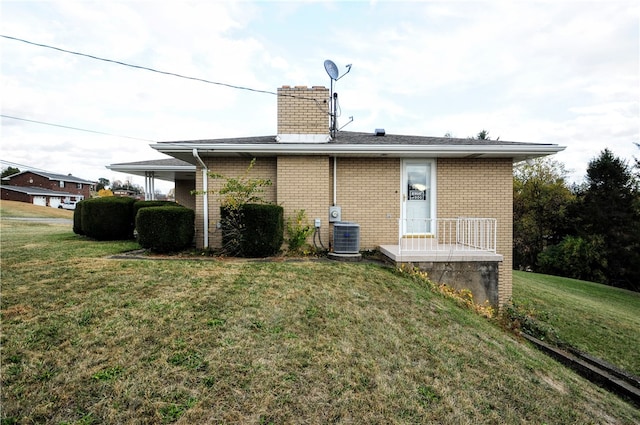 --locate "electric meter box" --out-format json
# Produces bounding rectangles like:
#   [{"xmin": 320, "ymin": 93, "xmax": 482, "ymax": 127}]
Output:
[{"xmin": 329, "ymin": 206, "xmax": 342, "ymax": 223}]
